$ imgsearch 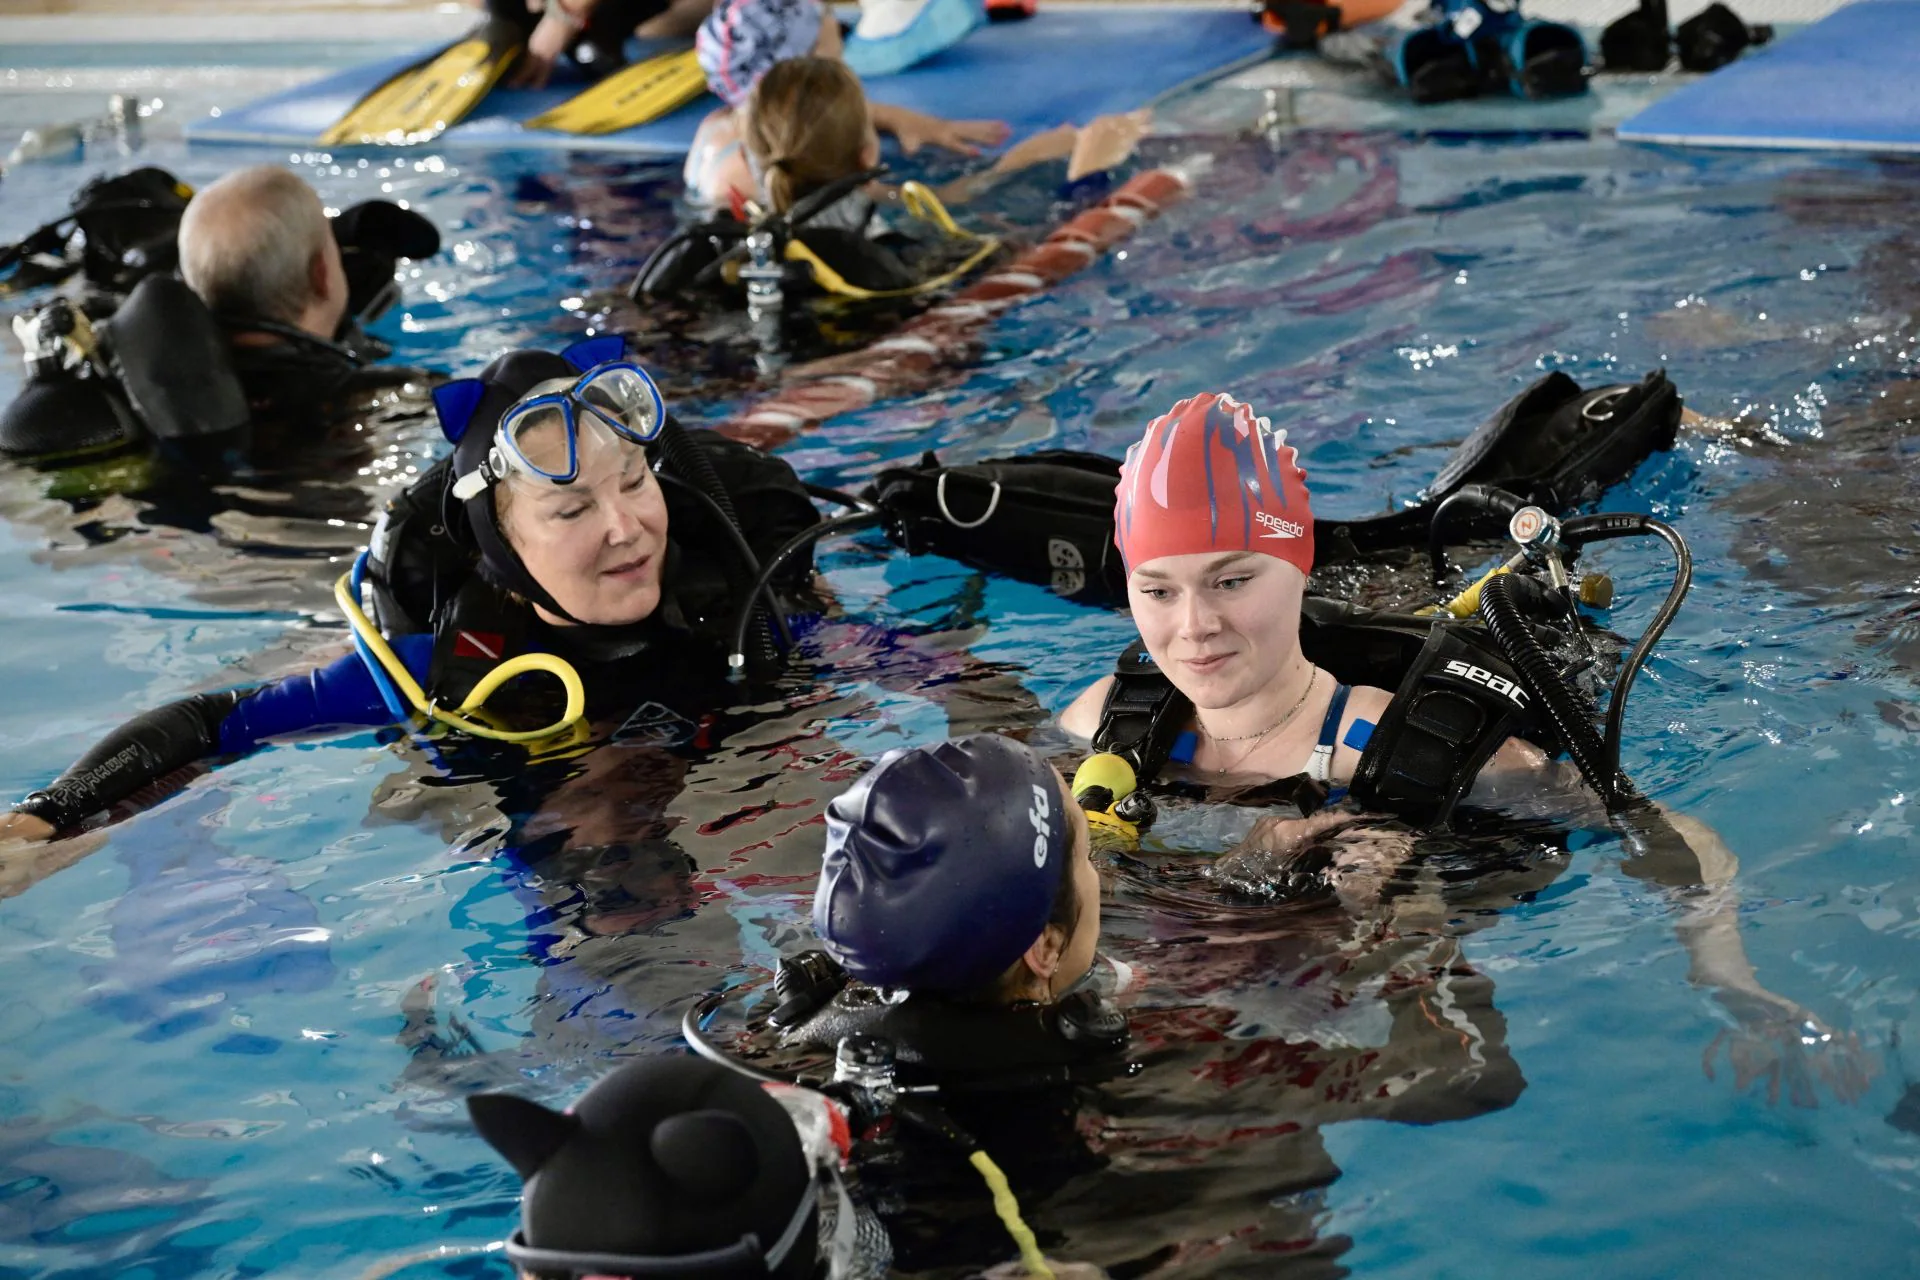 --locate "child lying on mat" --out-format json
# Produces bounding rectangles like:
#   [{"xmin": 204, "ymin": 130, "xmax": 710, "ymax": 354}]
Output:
[
  {"xmin": 685, "ymin": 0, "xmax": 1009, "ymax": 207},
  {"xmin": 699, "ymin": 51, "xmax": 1149, "ymax": 222}
]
